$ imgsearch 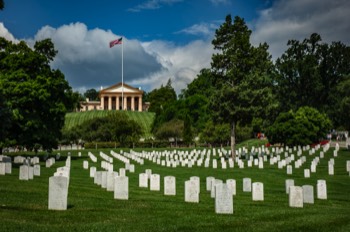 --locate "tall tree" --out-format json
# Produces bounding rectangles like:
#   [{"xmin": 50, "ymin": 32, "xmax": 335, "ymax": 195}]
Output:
[
  {"xmin": 0, "ymin": 38, "xmax": 75, "ymax": 151},
  {"xmin": 210, "ymin": 15, "xmax": 276, "ymax": 158},
  {"xmin": 84, "ymin": 88, "xmax": 99, "ymax": 101},
  {"xmin": 275, "ymin": 33, "xmax": 350, "ymax": 122}
]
